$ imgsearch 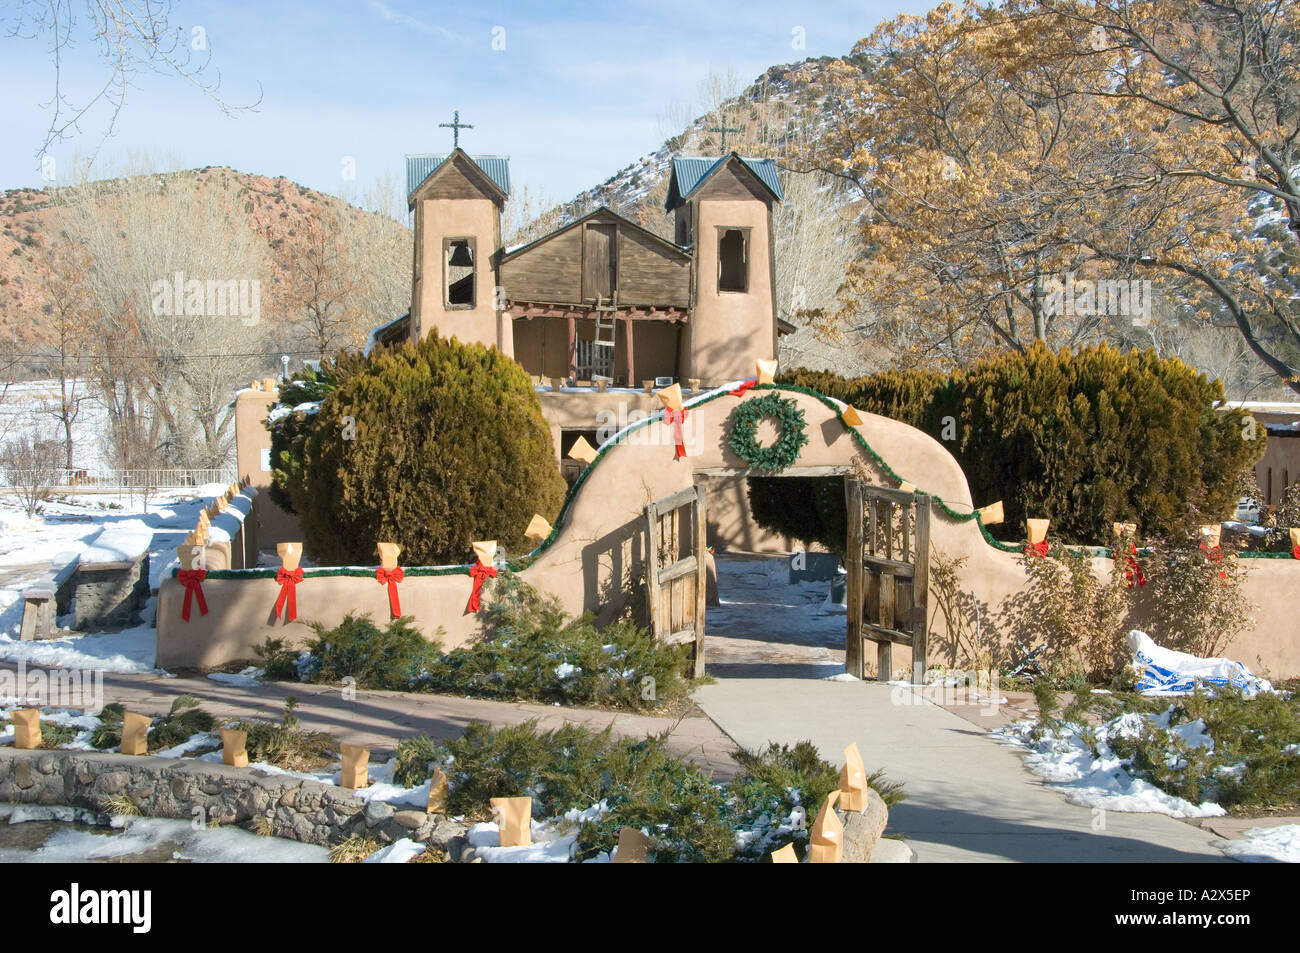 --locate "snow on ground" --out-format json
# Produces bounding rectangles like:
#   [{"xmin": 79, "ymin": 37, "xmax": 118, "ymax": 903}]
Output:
[
  {"xmin": 0, "ymin": 808, "xmax": 329, "ymax": 863},
  {"xmin": 465, "ymin": 801, "xmax": 611, "ymax": 863},
  {"xmin": 995, "ymin": 711, "xmax": 1226, "ymax": 819},
  {"xmin": 207, "ymin": 666, "xmax": 263, "ymax": 687},
  {"xmin": 363, "ymin": 838, "xmax": 426, "ymax": 863},
  {"xmin": 0, "ymin": 484, "xmax": 238, "ymax": 667},
  {"xmin": 0, "ymin": 619, "xmax": 158, "ymax": 673},
  {"xmin": 1218, "ymin": 825, "xmax": 1300, "ymax": 863},
  {"xmin": 706, "ymin": 554, "xmax": 847, "ymax": 677}
]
